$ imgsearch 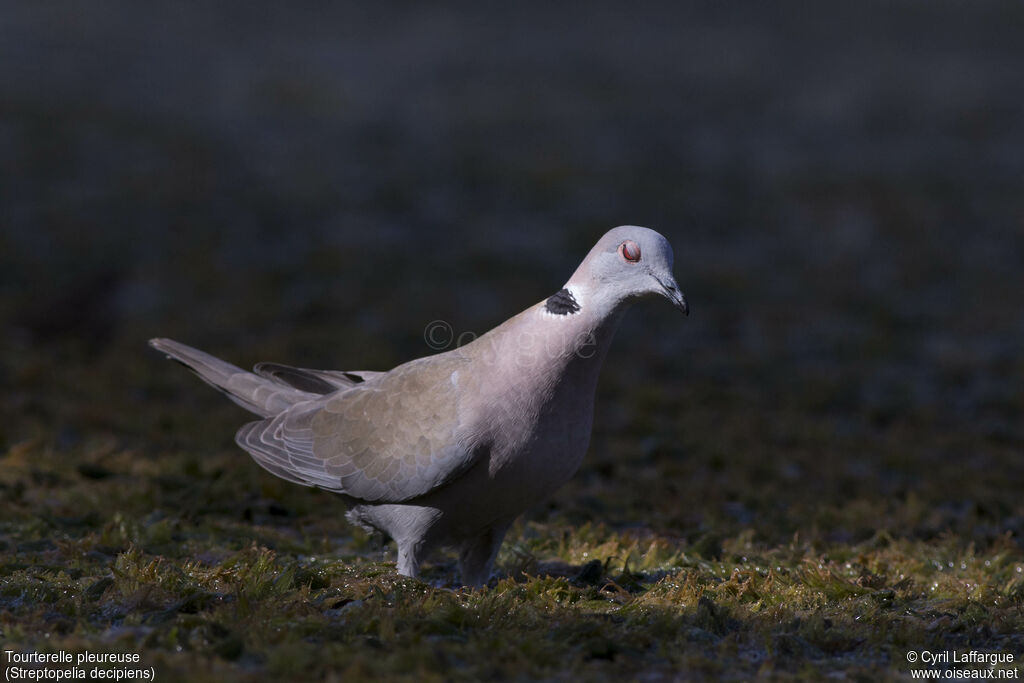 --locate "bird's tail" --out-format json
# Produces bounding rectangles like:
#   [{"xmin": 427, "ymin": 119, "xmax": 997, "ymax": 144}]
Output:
[{"xmin": 149, "ymin": 338, "xmax": 317, "ymax": 417}]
